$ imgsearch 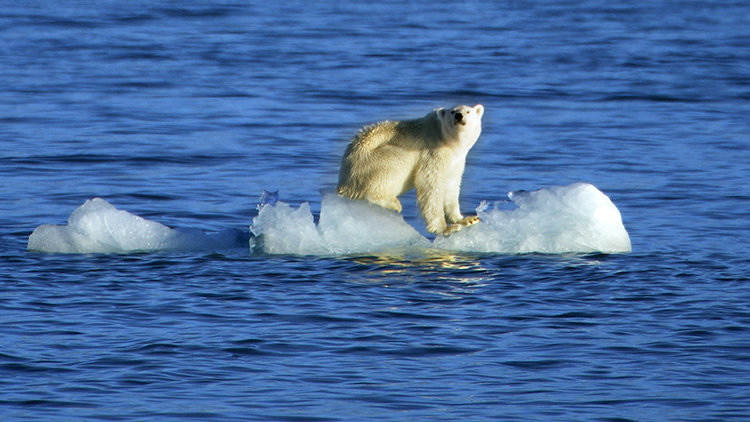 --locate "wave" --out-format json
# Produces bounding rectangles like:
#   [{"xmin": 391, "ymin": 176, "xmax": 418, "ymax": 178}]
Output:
[{"xmin": 28, "ymin": 183, "xmax": 631, "ymax": 255}]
